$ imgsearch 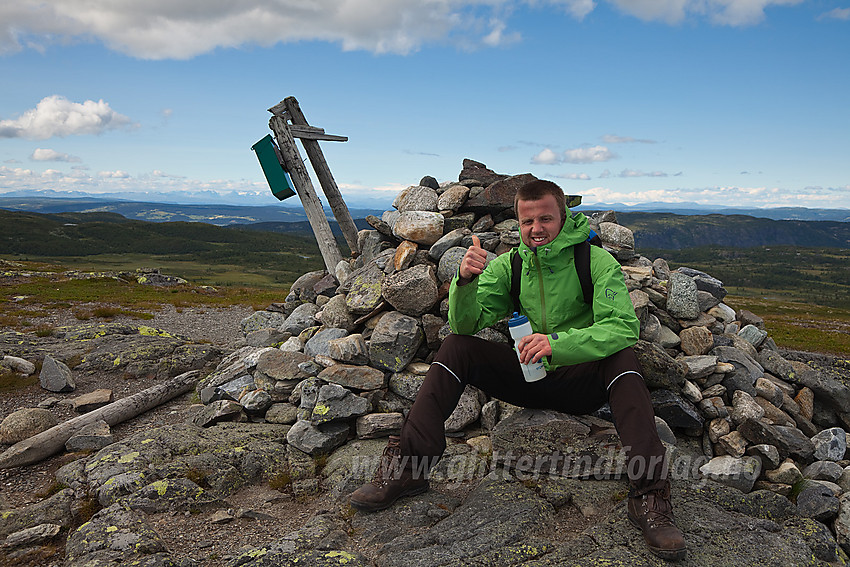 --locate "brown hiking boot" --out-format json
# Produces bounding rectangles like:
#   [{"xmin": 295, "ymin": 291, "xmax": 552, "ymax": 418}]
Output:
[
  {"xmin": 349, "ymin": 435, "xmax": 429, "ymax": 512},
  {"xmin": 627, "ymin": 482, "xmax": 686, "ymax": 561}
]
